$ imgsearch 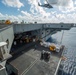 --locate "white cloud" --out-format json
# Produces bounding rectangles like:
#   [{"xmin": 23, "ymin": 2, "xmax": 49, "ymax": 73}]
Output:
[
  {"xmin": 56, "ymin": 14, "xmax": 65, "ymax": 19},
  {"xmin": 47, "ymin": 0, "xmax": 75, "ymax": 13},
  {"xmin": 21, "ymin": 10, "xmax": 43, "ymax": 22},
  {"xmin": 2, "ymin": 0, "xmax": 24, "ymax": 8},
  {"xmin": 0, "ymin": 0, "xmax": 76, "ymax": 23},
  {"xmin": 75, "ymin": 1, "xmax": 76, "ymax": 5},
  {"xmin": 47, "ymin": 0, "xmax": 73, "ymax": 7},
  {"xmin": 27, "ymin": 0, "xmax": 51, "ymax": 18},
  {"xmin": 0, "ymin": 11, "xmax": 76, "ymax": 23},
  {"xmin": 0, "ymin": 13, "xmax": 3, "ymax": 17},
  {"xmin": 59, "ymin": 0, "xmax": 75, "ymax": 13},
  {"xmin": 27, "ymin": 0, "xmax": 76, "ymax": 16},
  {"xmin": 21, "ymin": 11, "xmax": 33, "ymax": 17}
]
